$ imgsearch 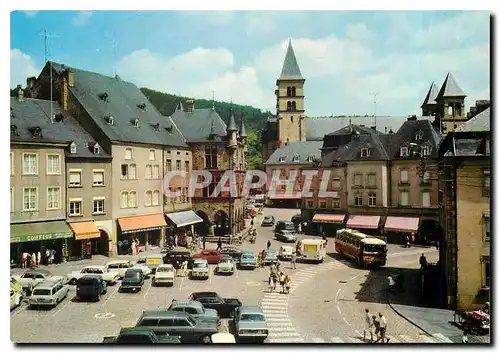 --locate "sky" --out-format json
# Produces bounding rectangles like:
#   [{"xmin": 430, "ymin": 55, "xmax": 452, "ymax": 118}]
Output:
[{"xmin": 10, "ymin": 10, "xmax": 490, "ymax": 117}]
